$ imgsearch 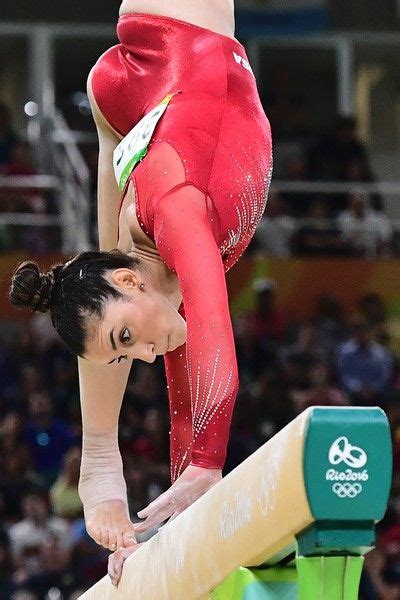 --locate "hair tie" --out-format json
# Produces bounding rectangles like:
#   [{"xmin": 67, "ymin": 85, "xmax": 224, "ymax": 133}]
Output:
[{"xmin": 32, "ymin": 269, "xmax": 56, "ymax": 313}]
